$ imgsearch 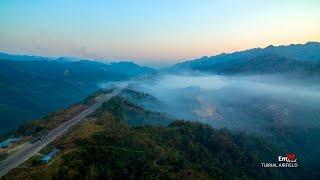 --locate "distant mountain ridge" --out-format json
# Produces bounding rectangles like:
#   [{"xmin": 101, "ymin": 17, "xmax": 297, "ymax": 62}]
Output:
[
  {"xmin": 0, "ymin": 52, "xmax": 55, "ymax": 62},
  {"xmin": 169, "ymin": 42, "xmax": 320, "ymax": 74},
  {"xmin": 0, "ymin": 52, "xmax": 143, "ymax": 65}
]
